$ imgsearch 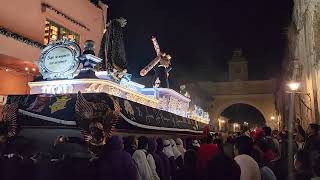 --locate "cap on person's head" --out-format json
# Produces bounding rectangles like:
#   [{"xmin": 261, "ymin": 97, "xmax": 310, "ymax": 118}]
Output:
[{"xmin": 138, "ymin": 136, "xmax": 149, "ymax": 149}]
